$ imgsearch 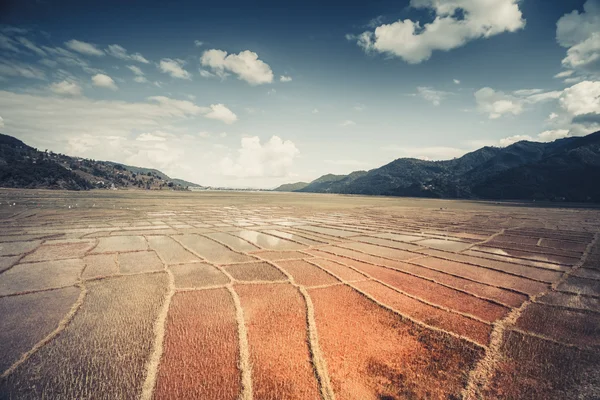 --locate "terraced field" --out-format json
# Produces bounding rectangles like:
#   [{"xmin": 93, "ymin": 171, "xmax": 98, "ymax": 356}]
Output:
[{"xmin": 0, "ymin": 189, "xmax": 599, "ymax": 399}]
